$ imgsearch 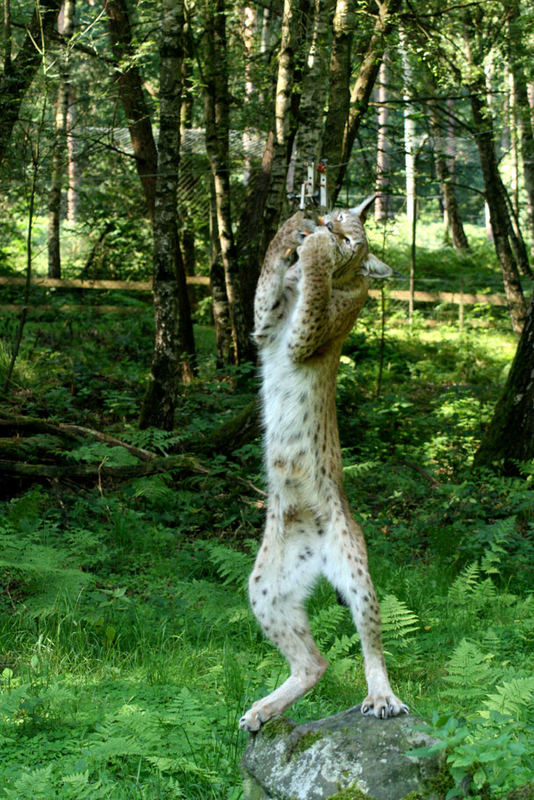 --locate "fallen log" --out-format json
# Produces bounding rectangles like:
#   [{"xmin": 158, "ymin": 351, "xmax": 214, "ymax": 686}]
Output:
[{"xmin": 0, "ymin": 454, "xmax": 207, "ymax": 482}]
